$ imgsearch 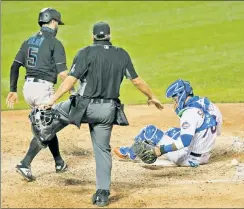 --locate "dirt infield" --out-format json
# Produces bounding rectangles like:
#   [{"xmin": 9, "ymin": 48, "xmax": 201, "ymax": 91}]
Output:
[{"xmin": 1, "ymin": 104, "xmax": 244, "ymax": 208}]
